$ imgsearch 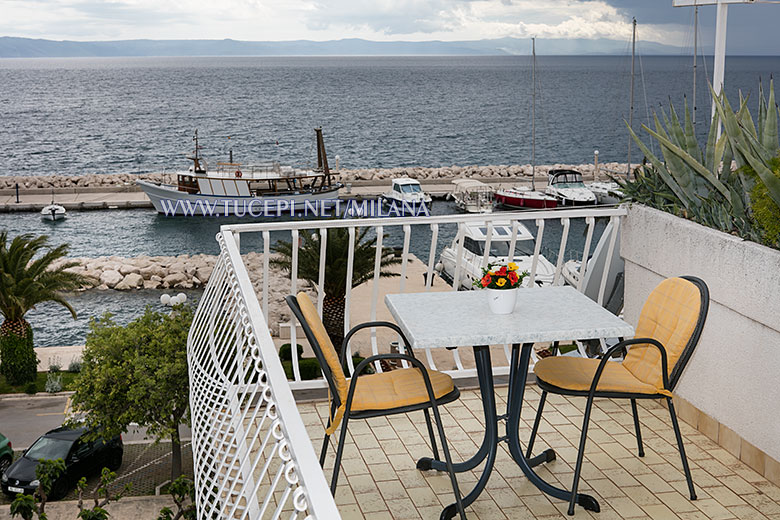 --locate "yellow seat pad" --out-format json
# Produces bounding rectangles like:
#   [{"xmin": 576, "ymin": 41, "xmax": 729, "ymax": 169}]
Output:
[
  {"xmin": 534, "ymin": 356, "xmax": 665, "ymax": 396},
  {"xmin": 350, "ymin": 368, "xmax": 455, "ymax": 412}
]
